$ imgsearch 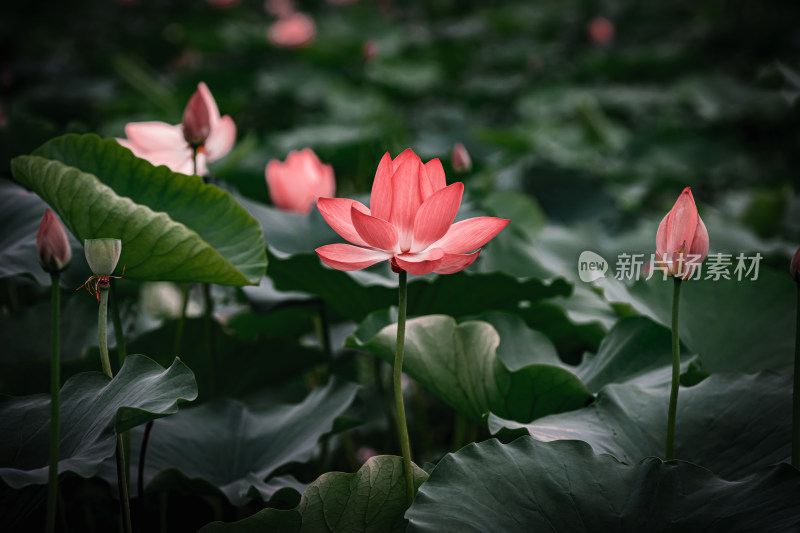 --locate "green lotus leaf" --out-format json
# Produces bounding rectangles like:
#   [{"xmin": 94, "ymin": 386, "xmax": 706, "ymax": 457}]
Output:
[{"xmin": 10, "ymin": 134, "xmax": 266, "ymax": 285}]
